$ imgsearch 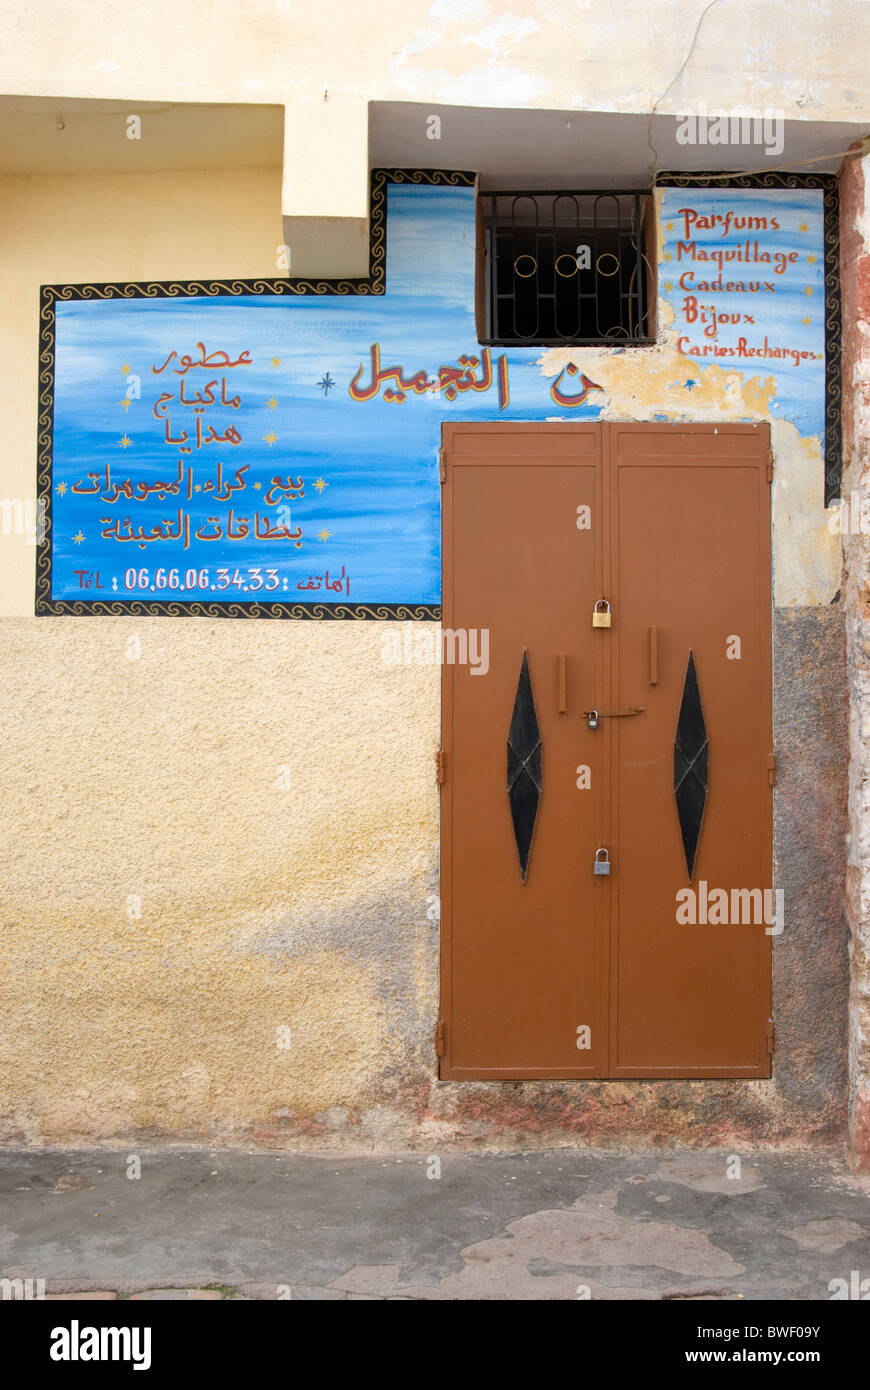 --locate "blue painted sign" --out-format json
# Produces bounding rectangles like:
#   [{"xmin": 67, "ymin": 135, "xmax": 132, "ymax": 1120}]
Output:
[
  {"xmin": 658, "ymin": 186, "xmax": 826, "ymax": 440},
  {"xmin": 40, "ymin": 176, "xmax": 830, "ymax": 616}
]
